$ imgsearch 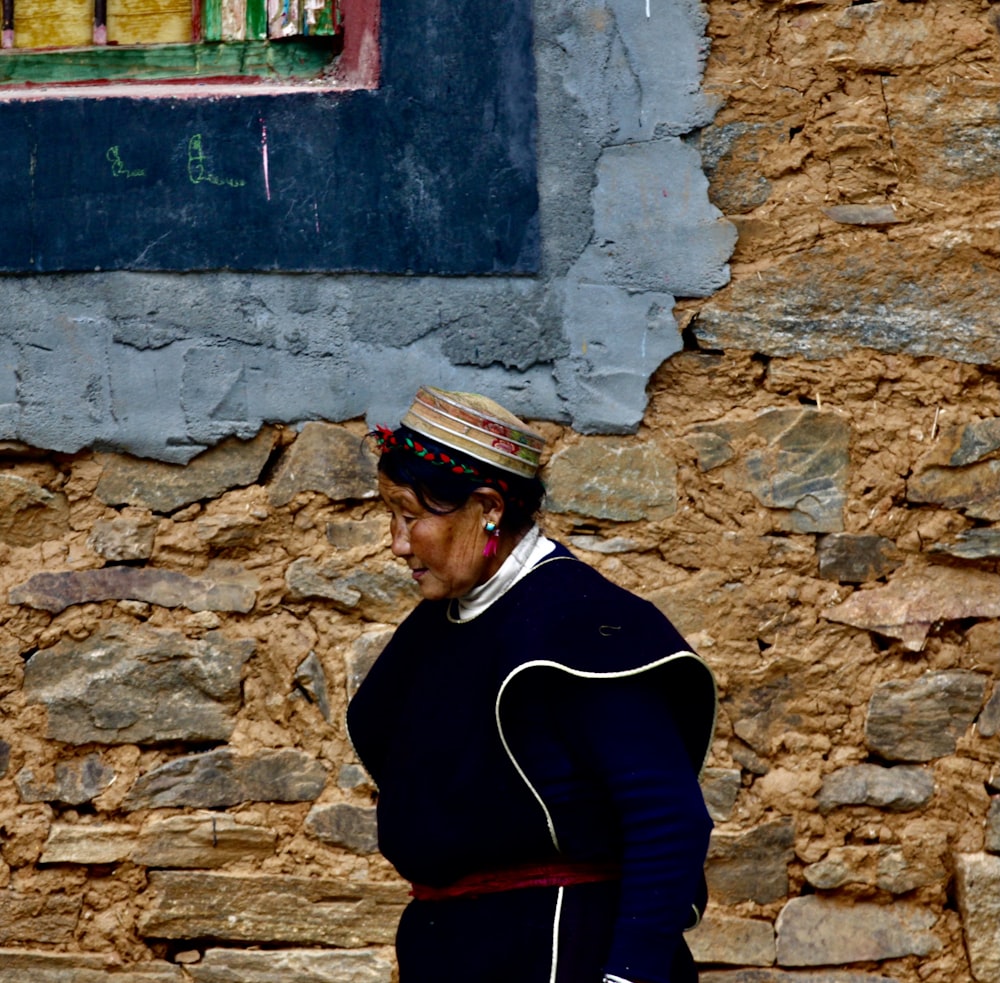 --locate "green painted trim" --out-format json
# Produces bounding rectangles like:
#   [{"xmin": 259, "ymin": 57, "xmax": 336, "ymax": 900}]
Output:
[
  {"xmin": 202, "ymin": 0, "xmax": 223, "ymax": 42},
  {"xmin": 245, "ymin": 0, "xmax": 267, "ymax": 41},
  {"xmin": 0, "ymin": 39, "xmax": 334, "ymax": 84},
  {"xmin": 309, "ymin": 0, "xmax": 337, "ymax": 36}
]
